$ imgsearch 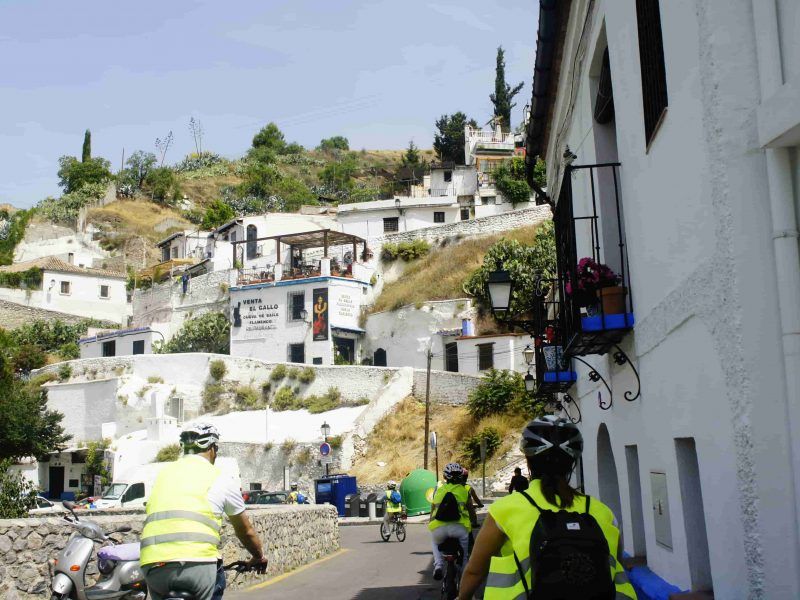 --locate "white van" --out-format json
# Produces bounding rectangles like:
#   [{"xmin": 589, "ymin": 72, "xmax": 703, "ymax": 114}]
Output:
[{"xmin": 94, "ymin": 457, "xmax": 241, "ymax": 509}]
